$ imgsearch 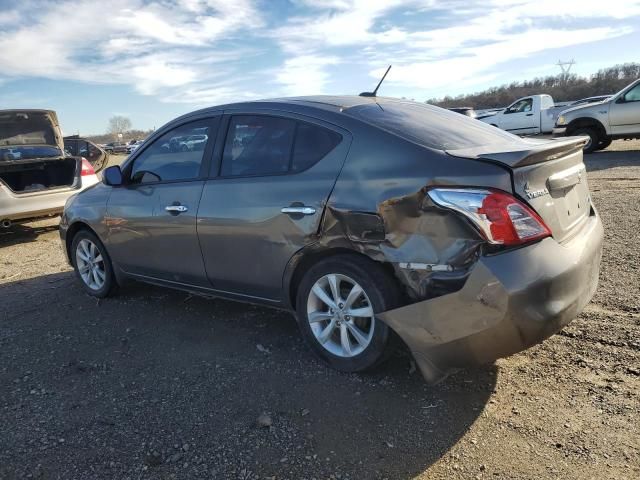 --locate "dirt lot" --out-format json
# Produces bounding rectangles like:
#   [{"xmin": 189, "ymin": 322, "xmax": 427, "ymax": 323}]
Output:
[{"xmin": 1, "ymin": 142, "xmax": 639, "ymax": 480}]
